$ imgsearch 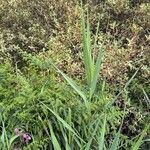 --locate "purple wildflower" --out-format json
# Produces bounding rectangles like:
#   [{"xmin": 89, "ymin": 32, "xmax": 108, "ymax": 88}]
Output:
[
  {"xmin": 22, "ymin": 133, "xmax": 32, "ymax": 144},
  {"xmin": 14, "ymin": 128, "xmax": 32, "ymax": 145}
]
